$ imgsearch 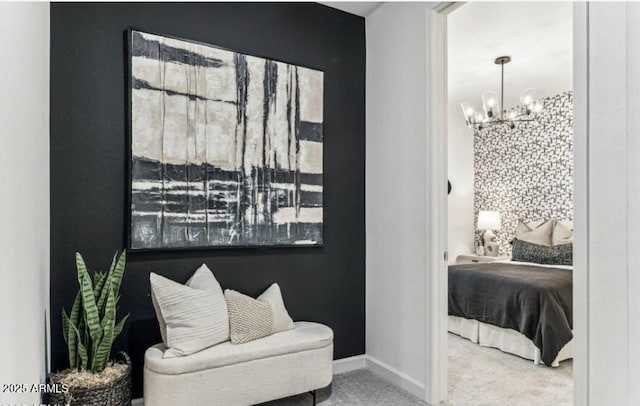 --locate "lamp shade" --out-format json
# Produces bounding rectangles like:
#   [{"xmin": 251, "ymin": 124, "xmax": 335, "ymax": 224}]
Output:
[{"xmin": 478, "ymin": 211, "xmax": 501, "ymax": 230}]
